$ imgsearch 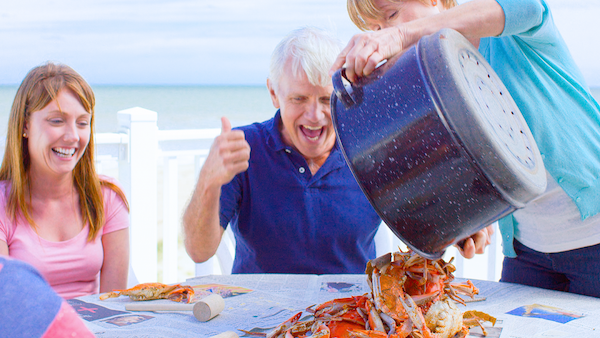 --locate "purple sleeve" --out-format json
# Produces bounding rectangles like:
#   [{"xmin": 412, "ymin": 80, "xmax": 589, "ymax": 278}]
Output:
[{"xmin": 0, "ymin": 256, "xmax": 93, "ymax": 338}]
